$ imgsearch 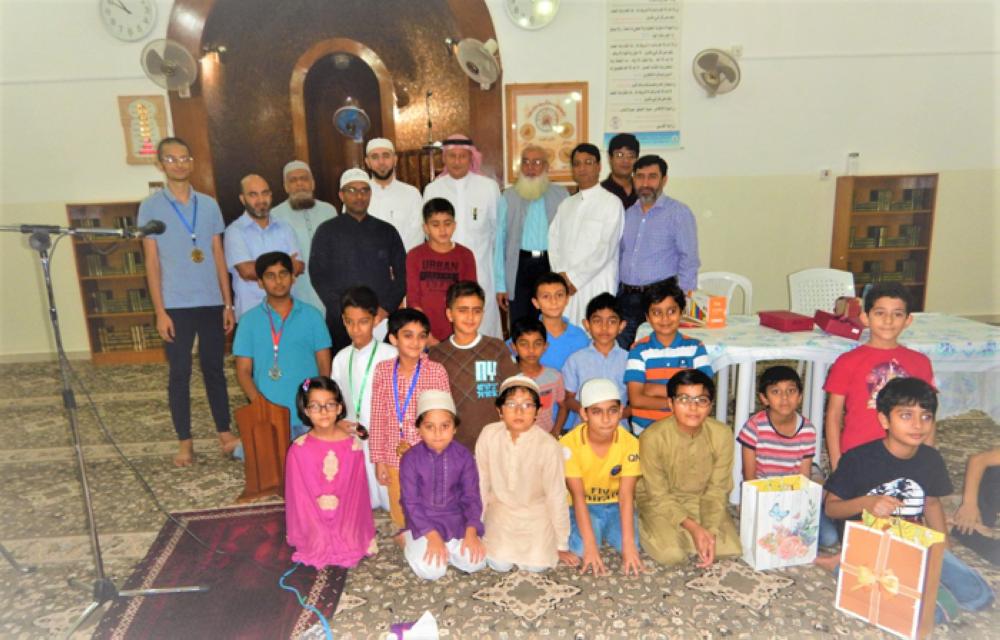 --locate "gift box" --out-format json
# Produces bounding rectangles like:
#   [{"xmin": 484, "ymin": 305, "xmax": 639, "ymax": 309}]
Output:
[
  {"xmin": 740, "ymin": 474, "xmax": 822, "ymax": 570},
  {"xmin": 814, "ymin": 310, "xmax": 864, "ymax": 340},
  {"xmin": 684, "ymin": 290, "xmax": 727, "ymax": 328},
  {"xmin": 835, "ymin": 296, "xmax": 863, "ymax": 320},
  {"xmin": 758, "ymin": 310, "xmax": 814, "ymax": 332},
  {"xmin": 835, "ymin": 511, "xmax": 945, "ymax": 640}
]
